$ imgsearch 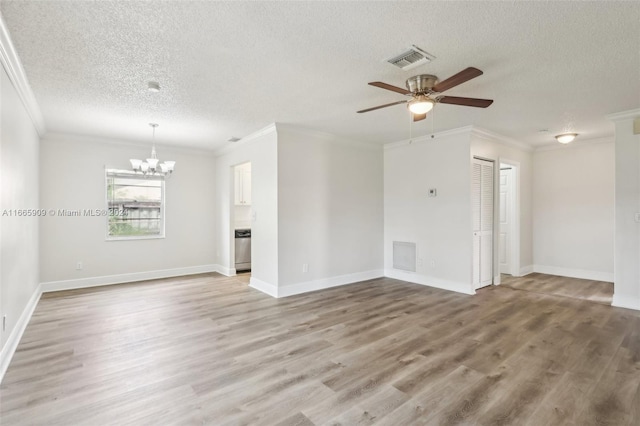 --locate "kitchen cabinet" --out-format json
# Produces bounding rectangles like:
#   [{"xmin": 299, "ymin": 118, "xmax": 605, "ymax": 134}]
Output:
[{"xmin": 234, "ymin": 163, "xmax": 252, "ymax": 205}]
